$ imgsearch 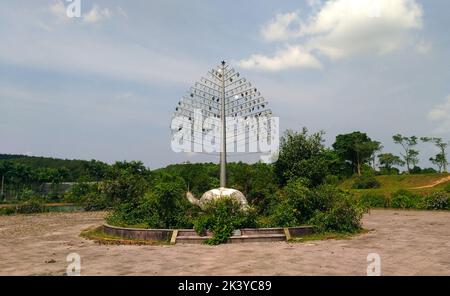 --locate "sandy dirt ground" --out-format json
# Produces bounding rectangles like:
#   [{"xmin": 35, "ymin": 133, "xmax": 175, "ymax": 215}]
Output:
[{"xmin": 0, "ymin": 209, "xmax": 449, "ymax": 276}]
